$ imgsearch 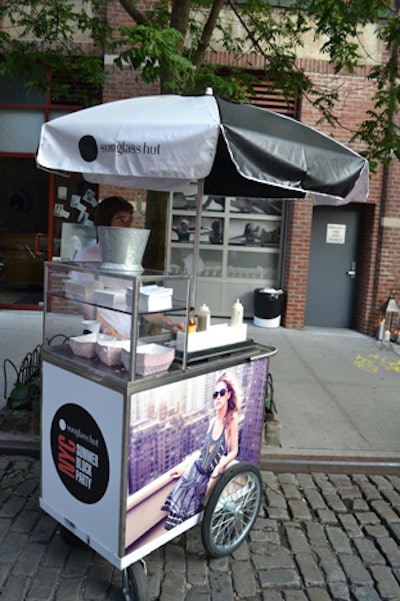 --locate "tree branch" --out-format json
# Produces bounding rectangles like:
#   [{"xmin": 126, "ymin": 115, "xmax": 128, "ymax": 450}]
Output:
[
  {"xmin": 192, "ymin": 0, "xmax": 225, "ymax": 69},
  {"xmin": 118, "ymin": 0, "xmax": 148, "ymax": 25}
]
